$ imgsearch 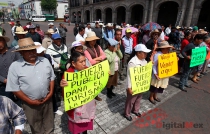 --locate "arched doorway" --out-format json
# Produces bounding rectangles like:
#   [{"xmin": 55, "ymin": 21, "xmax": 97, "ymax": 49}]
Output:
[
  {"xmin": 77, "ymin": 11, "xmax": 81, "ymax": 23},
  {"xmin": 157, "ymin": 2, "xmax": 179, "ymax": 26},
  {"xmin": 131, "ymin": 4, "xmax": 143, "ymax": 25},
  {"xmin": 197, "ymin": 0, "xmax": 210, "ymax": 30},
  {"xmin": 95, "ymin": 9, "xmax": 101, "ymax": 21},
  {"xmin": 116, "ymin": 6, "xmax": 126, "ymax": 24},
  {"xmin": 72, "ymin": 12, "xmax": 76, "ymax": 23},
  {"xmin": 105, "ymin": 8, "xmax": 112, "ymax": 23},
  {"xmin": 85, "ymin": 10, "xmax": 90, "ymax": 23}
]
